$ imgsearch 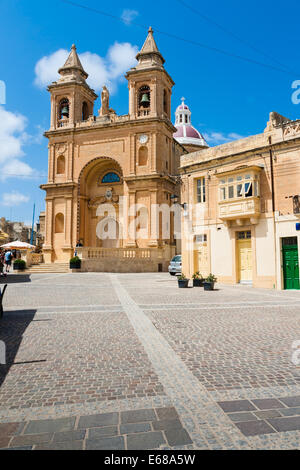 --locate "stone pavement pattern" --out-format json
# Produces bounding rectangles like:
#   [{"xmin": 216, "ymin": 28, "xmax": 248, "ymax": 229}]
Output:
[{"xmin": 0, "ymin": 273, "xmax": 300, "ymax": 450}]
